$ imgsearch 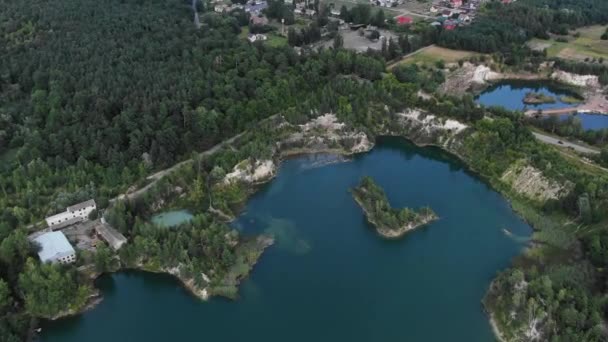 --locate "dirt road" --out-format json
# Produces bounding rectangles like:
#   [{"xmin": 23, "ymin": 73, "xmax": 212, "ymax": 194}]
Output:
[{"xmin": 112, "ymin": 132, "xmax": 245, "ymax": 203}]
